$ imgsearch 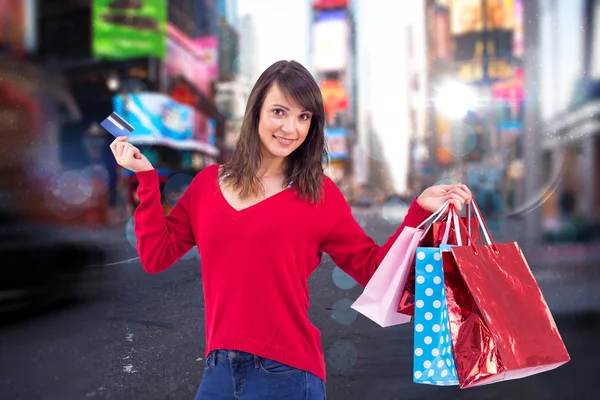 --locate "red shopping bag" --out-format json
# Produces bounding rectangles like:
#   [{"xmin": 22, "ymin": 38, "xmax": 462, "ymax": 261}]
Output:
[
  {"xmin": 443, "ymin": 202, "xmax": 570, "ymax": 388},
  {"xmin": 397, "ymin": 204, "xmax": 481, "ymax": 316}
]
